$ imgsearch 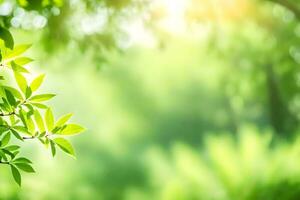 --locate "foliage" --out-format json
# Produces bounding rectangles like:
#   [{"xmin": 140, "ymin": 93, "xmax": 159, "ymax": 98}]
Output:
[
  {"xmin": 145, "ymin": 125, "xmax": 300, "ymax": 200},
  {"xmin": 0, "ymin": 28, "xmax": 84, "ymax": 186},
  {"xmin": 1, "ymin": 0, "xmax": 300, "ymax": 199}
]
